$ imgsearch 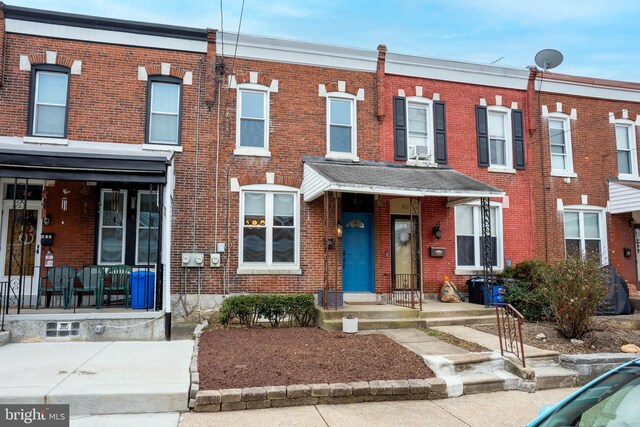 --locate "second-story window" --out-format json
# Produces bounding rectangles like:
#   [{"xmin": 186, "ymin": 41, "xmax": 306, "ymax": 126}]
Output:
[
  {"xmin": 147, "ymin": 76, "xmax": 182, "ymax": 145},
  {"xmin": 236, "ymin": 85, "xmax": 269, "ymax": 153},
  {"xmin": 29, "ymin": 65, "xmax": 70, "ymax": 138},
  {"xmin": 548, "ymin": 114, "xmax": 574, "ymax": 176},
  {"xmin": 488, "ymin": 109, "xmax": 510, "ymax": 168},
  {"xmin": 407, "ymin": 100, "xmax": 432, "ymax": 160},
  {"xmin": 327, "ymin": 94, "xmax": 357, "ymax": 159},
  {"xmin": 616, "ymin": 122, "xmax": 638, "ymax": 179}
]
